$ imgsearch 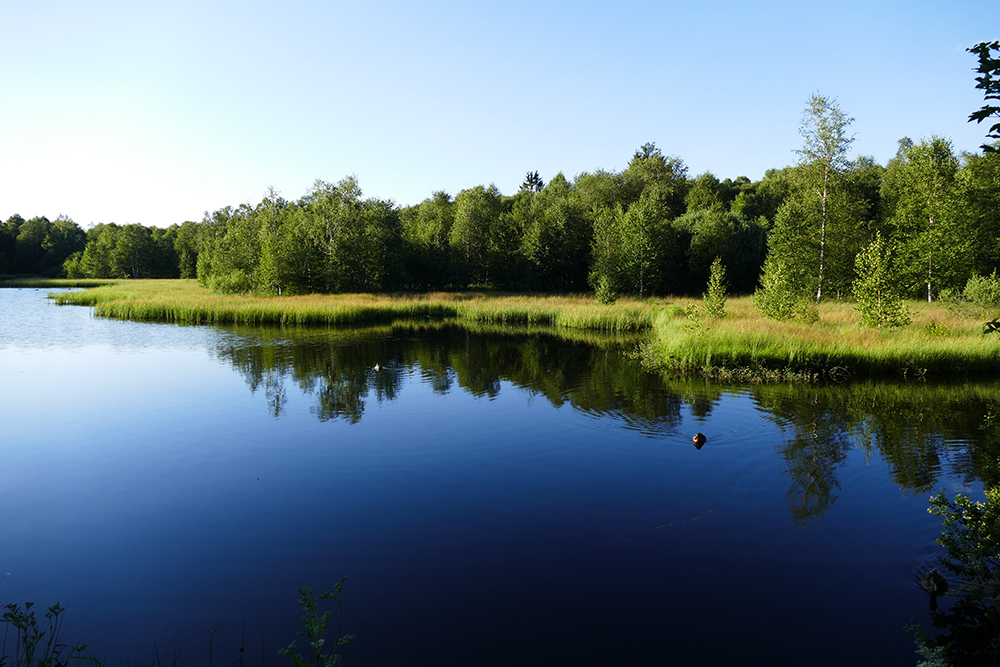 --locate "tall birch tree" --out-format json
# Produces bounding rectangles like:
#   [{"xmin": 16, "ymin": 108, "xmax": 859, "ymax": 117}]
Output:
[{"xmin": 795, "ymin": 93, "xmax": 855, "ymax": 302}]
